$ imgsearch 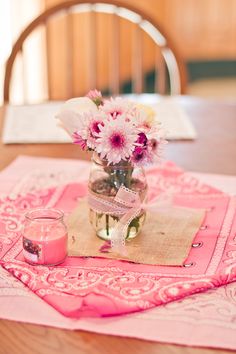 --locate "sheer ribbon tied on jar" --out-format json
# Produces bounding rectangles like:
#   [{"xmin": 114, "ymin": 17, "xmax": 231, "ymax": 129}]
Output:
[{"xmin": 88, "ymin": 185, "xmax": 172, "ymax": 254}]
